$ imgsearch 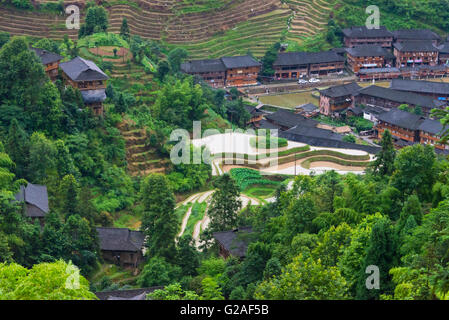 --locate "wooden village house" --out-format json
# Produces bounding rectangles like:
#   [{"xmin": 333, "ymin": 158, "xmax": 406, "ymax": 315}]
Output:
[
  {"xmin": 319, "ymin": 82, "xmax": 361, "ymax": 116},
  {"xmin": 14, "ymin": 183, "xmax": 49, "ymax": 226},
  {"xmin": 31, "ymin": 47, "xmax": 63, "ymax": 81},
  {"xmin": 390, "ymin": 79, "xmax": 449, "ymax": 102},
  {"xmin": 96, "ymin": 227, "xmax": 145, "ymax": 273},
  {"xmin": 181, "ymin": 55, "xmax": 261, "ymax": 87},
  {"xmin": 393, "ymin": 41, "xmax": 439, "ymax": 68},
  {"xmin": 213, "ymin": 227, "xmax": 253, "ymax": 259},
  {"xmin": 356, "ymin": 85, "xmax": 446, "ymax": 117},
  {"xmin": 393, "ymin": 29, "xmax": 441, "ymax": 46},
  {"xmin": 60, "ymin": 57, "xmax": 109, "ymax": 116},
  {"xmin": 273, "ymin": 50, "xmax": 345, "ymax": 80},
  {"xmin": 342, "ymin": 26, "xmax": 393, "ymax": 48},
  {"xmin": 345, "ymin": 45, "xmax": 394, "ymax": 73},
  {"xmin": 180, "ymin": 58, "xmax": 226, "ymax": 88}
]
